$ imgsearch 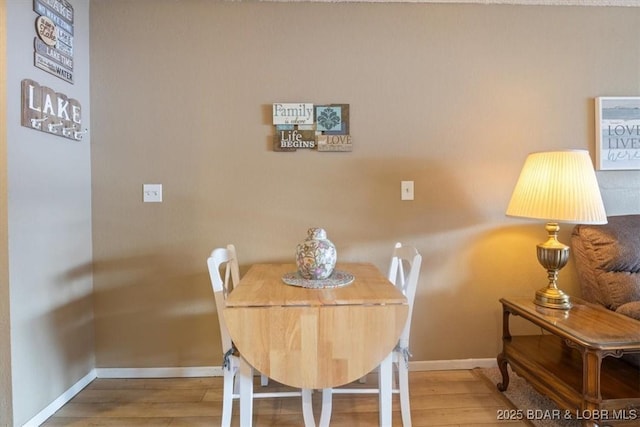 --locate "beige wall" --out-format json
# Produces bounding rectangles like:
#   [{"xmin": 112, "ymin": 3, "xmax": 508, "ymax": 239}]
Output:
[{"xmin": 90, "ymin": 1, "xmax": 640, "ymax": 368}]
